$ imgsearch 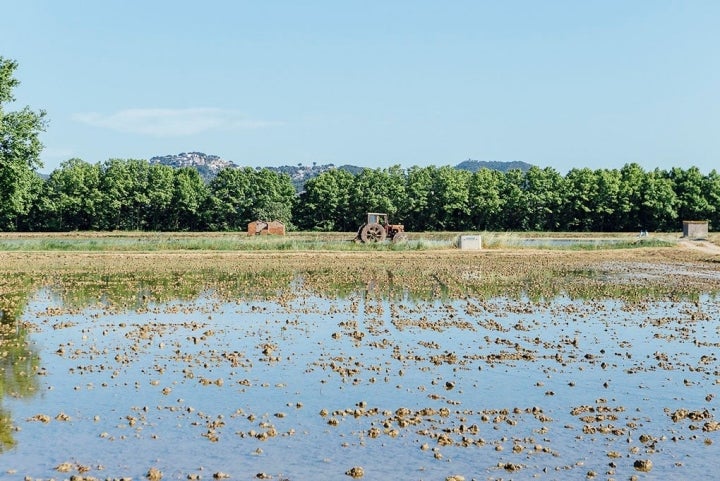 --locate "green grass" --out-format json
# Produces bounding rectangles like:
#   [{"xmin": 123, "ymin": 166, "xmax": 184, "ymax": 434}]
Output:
[
  {"xmin": 477, "ymin": 231, "xmax": 679, "ymax": 250},
  {"xmin": 0, "ymin": 231, "xmax": 684, "ymax": 252},
  {"xmin": 0, "ymin": 235, "xmax": 456, "ymax": 252}
]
